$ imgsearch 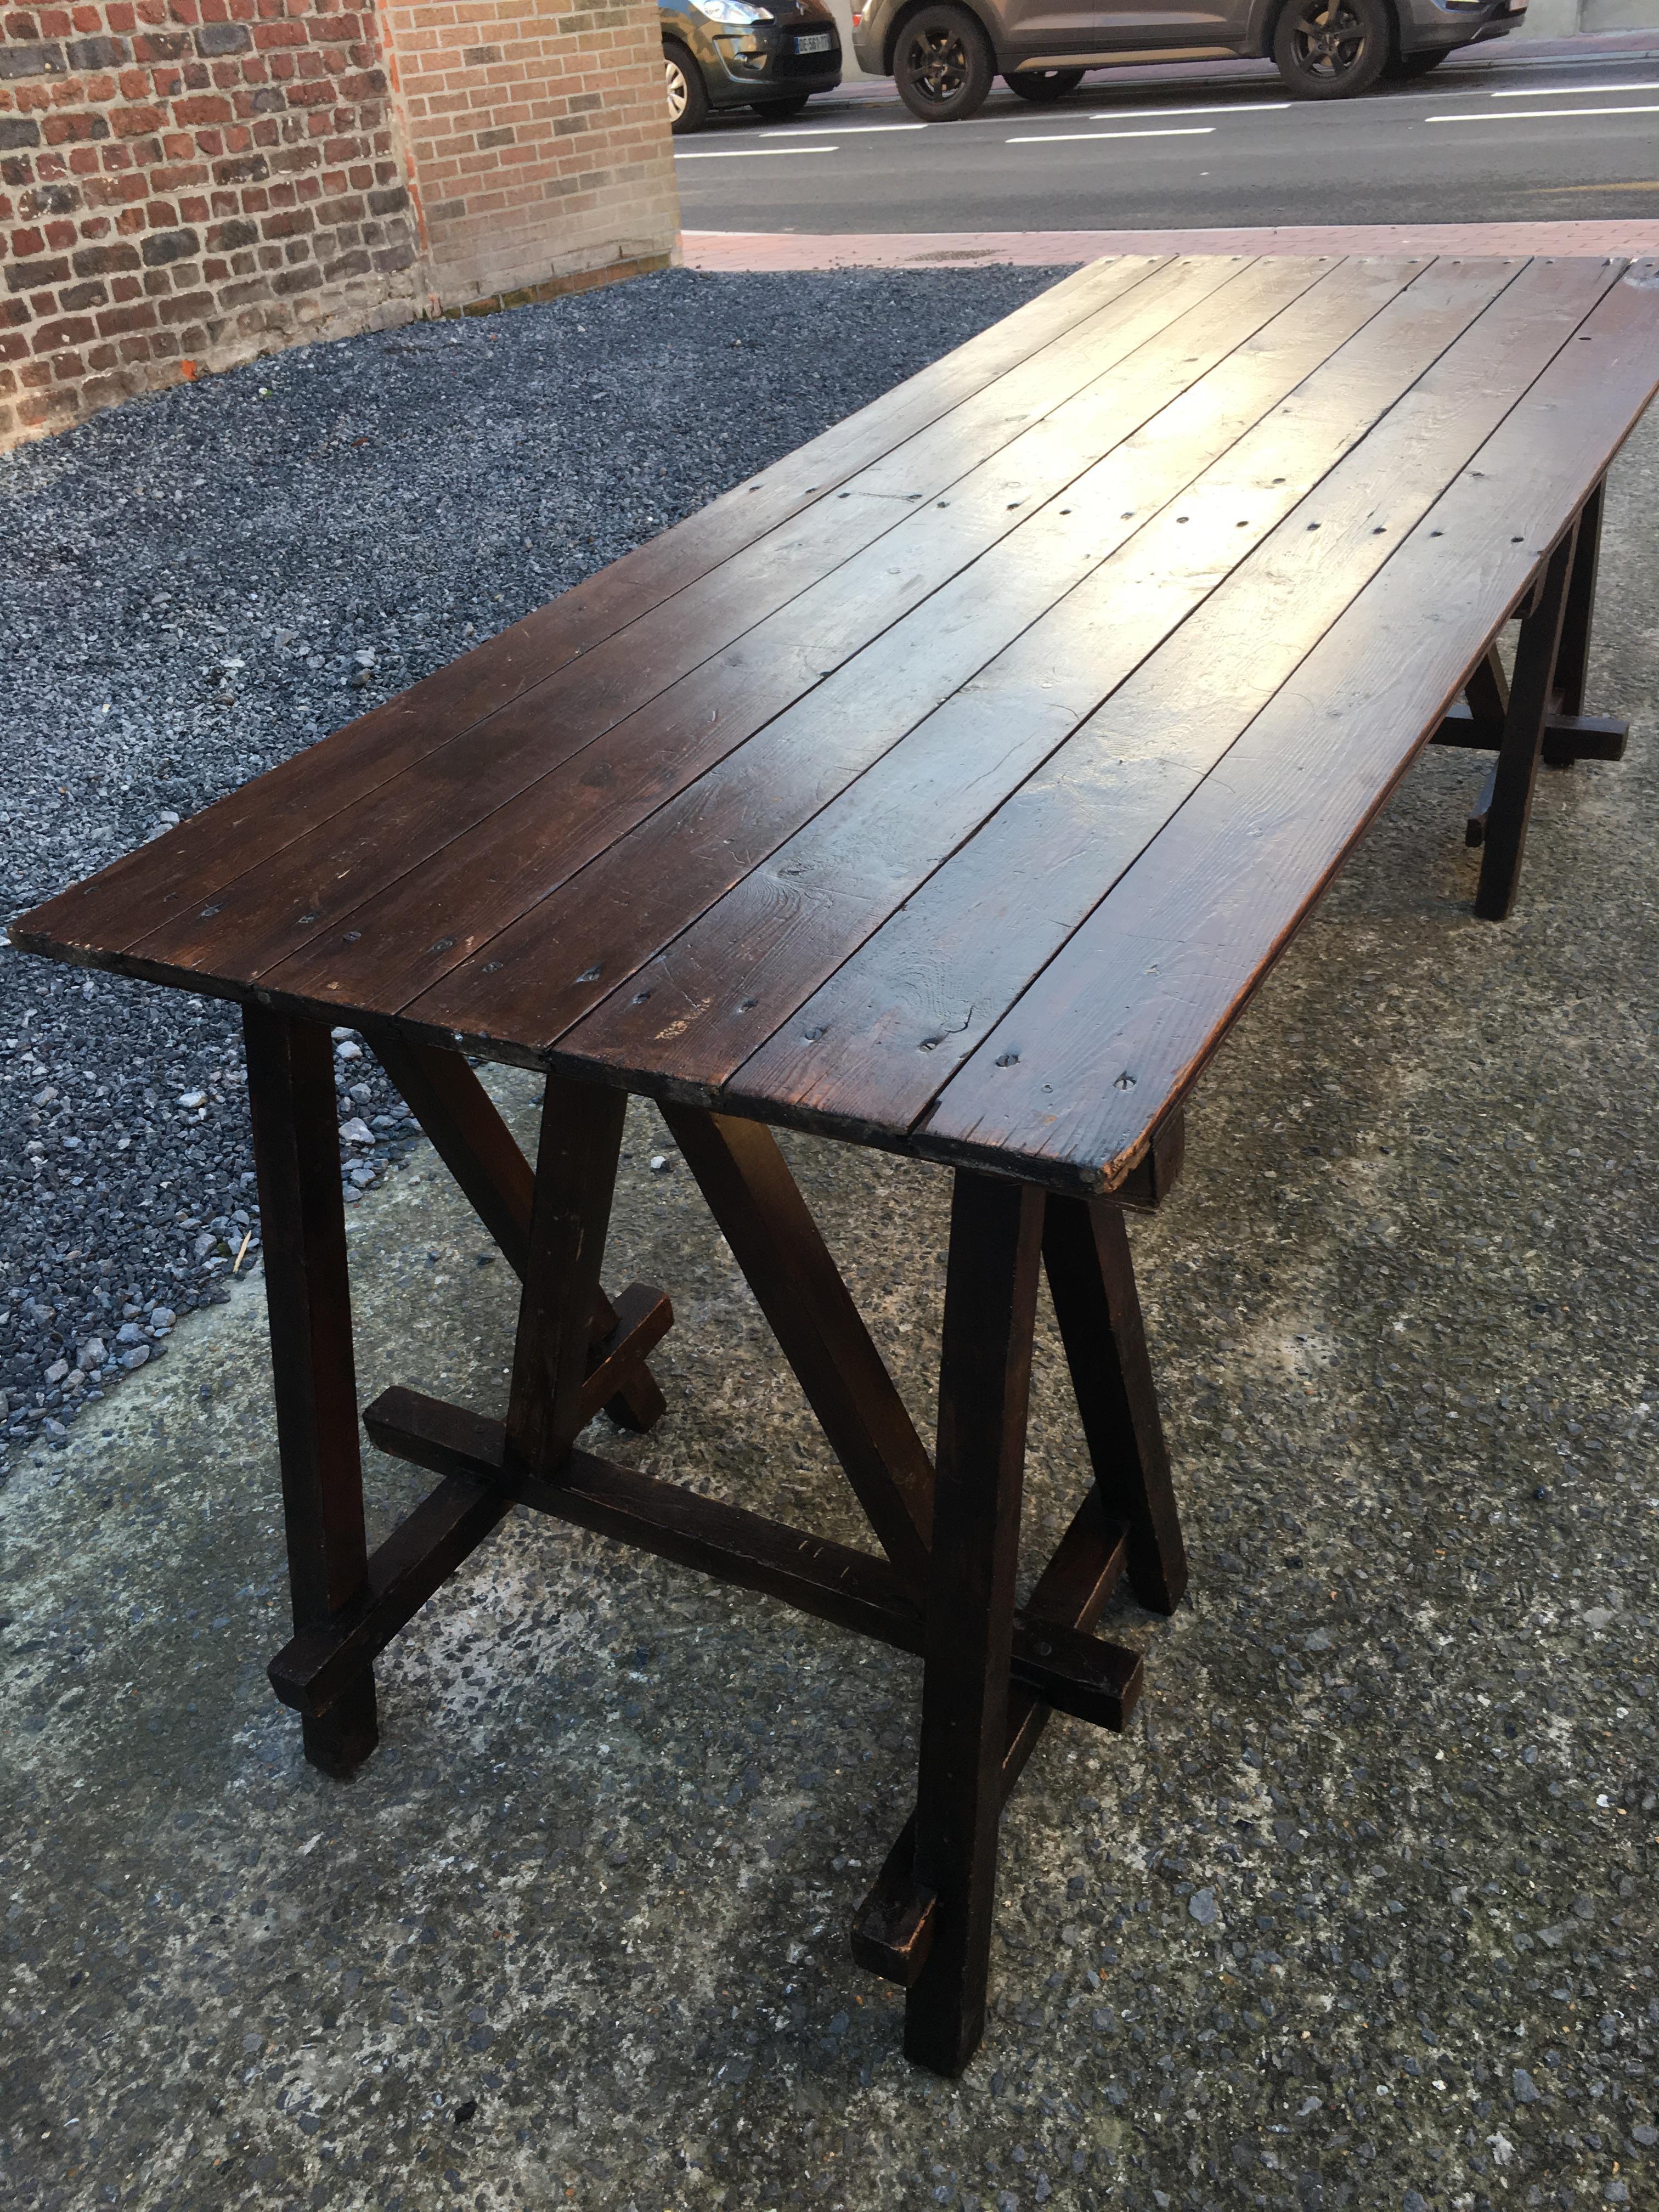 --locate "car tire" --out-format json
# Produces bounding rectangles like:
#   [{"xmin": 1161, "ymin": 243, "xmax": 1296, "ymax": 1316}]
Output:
[
  {"xmin": 1004, "ymin": 67, "xmax": 1085, "ymax": 101},
  {"xmin": 1272, "ymin": 0, "xmax": 1390, "ymax": 98},
  {"xmin": 893, "ymin": 3, "xmax": 996, "ymax": 121},
  {"xmin": 752, "ymin": 95, "xmax": 813, "ymax": 116},
  {"xmin": 1381, "ymin": 44, "xmax": 1449, "ymax": 76},
  {"xmin": 665, "ymin": 42, "xmax": 708, "ymax": 134}
]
